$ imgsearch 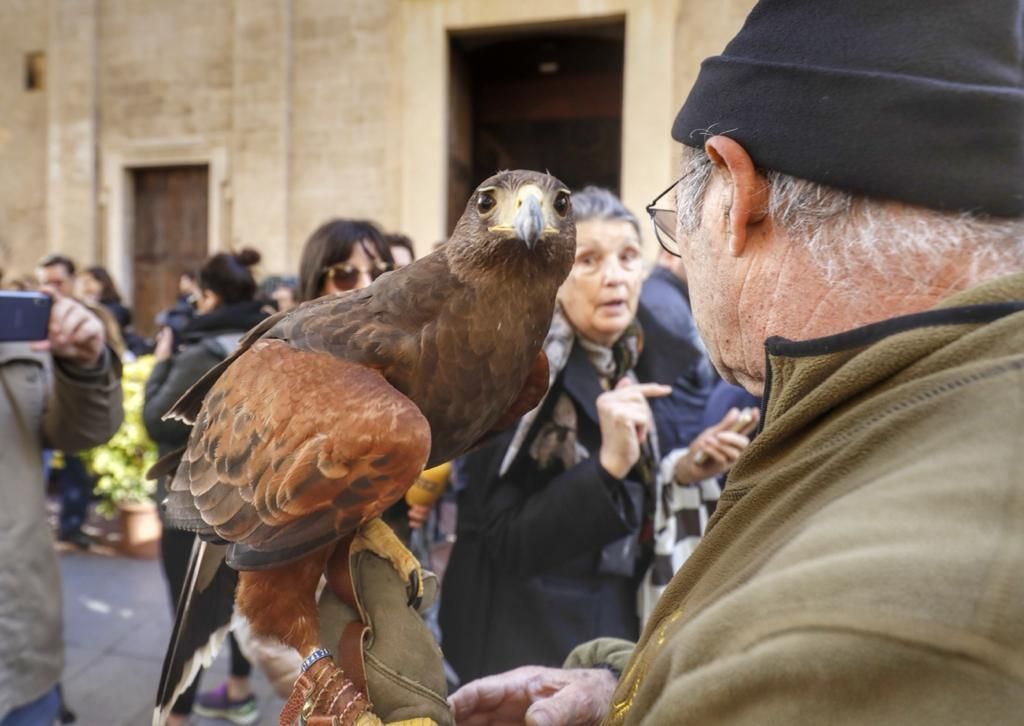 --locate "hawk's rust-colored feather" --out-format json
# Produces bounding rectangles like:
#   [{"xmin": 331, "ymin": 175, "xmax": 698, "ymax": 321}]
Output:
[{"xmin": 165, "ymin": 339, "xmax": 431, "ymax": 565}]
